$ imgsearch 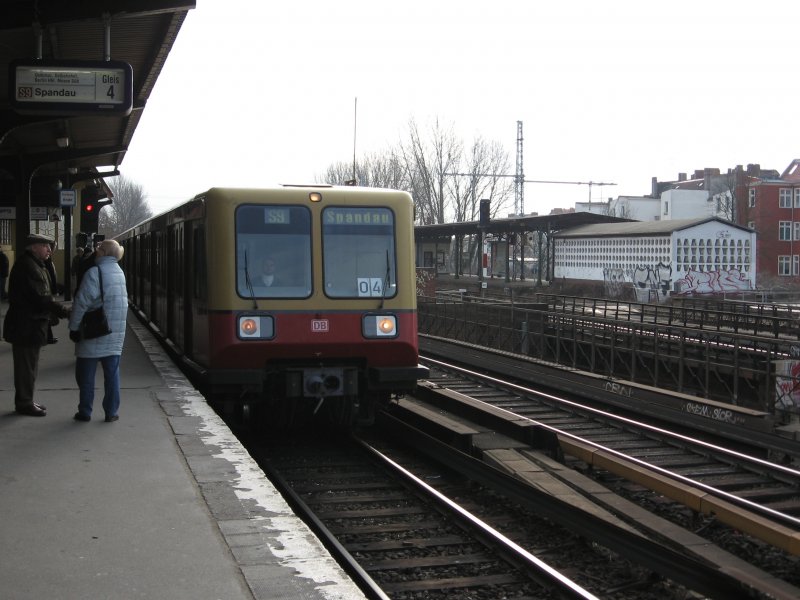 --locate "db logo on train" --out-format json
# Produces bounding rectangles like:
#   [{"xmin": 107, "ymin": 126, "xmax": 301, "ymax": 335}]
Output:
[{"xmin": 311, "ymin": 319, "xmax": 329, "ymax": 332}]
